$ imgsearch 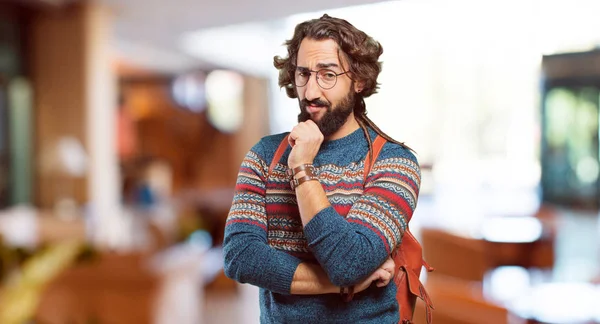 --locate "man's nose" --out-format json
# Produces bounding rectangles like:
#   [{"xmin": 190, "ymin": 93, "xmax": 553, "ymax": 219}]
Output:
[{"xmin": 304, "ymin": 72, "xmax": 322, "ymax": 101}]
